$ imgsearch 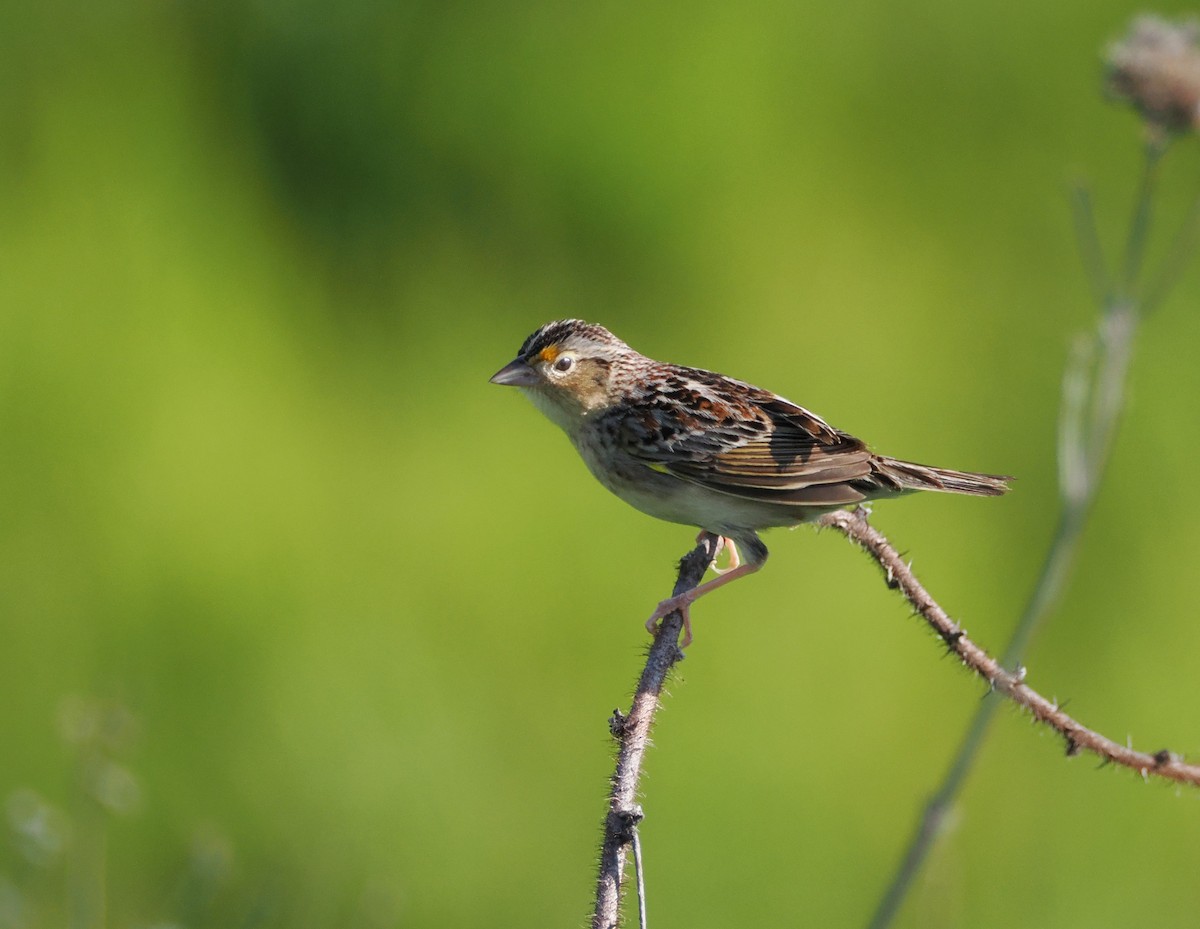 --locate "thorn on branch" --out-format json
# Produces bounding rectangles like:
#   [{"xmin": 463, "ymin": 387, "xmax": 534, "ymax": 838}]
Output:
[
  {"xmin": 608, "ymin": 805, "xmax": 645, "ymax": 844},
  {"xmin": 941, "ymin": 627, "xmax": 965, "ymax": 648},
  {"xmin": 1065, "ymin": 734, "xmax": 1082, "ymax": 757}
]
